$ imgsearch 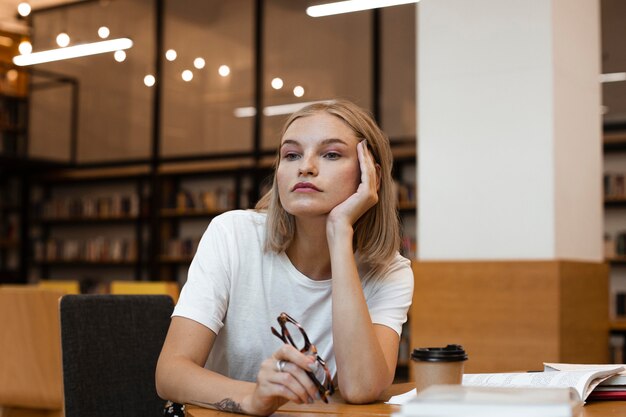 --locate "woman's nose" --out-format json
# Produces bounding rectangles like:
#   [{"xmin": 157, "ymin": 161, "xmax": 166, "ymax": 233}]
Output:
[{"xmin": 298, "ymin": 155, "xmax": 318, "ymax": 176}]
